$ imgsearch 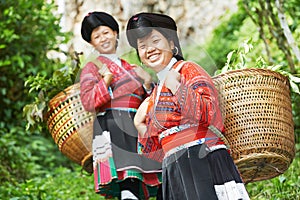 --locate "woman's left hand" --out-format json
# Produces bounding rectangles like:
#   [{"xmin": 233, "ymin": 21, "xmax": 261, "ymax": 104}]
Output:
[
  {"xmin": 165, "ymin": 69, "xmax": 181, "ymax": 94},
  {"xmin": 131, "ymin": 64, "xmax": 152, "ymax": 90},
  {"xmin": 134, "ymin": 97, "xmax": 150, "ymax": 137}
]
